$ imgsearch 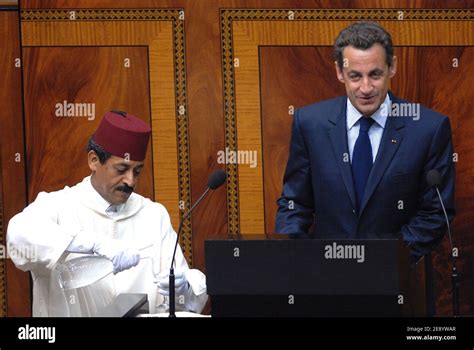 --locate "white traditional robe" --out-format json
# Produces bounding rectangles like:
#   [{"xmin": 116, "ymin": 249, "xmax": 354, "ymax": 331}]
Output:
[{"xmin": 7, "ymin": 176, "xmax": 208, "ymax": 316}]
